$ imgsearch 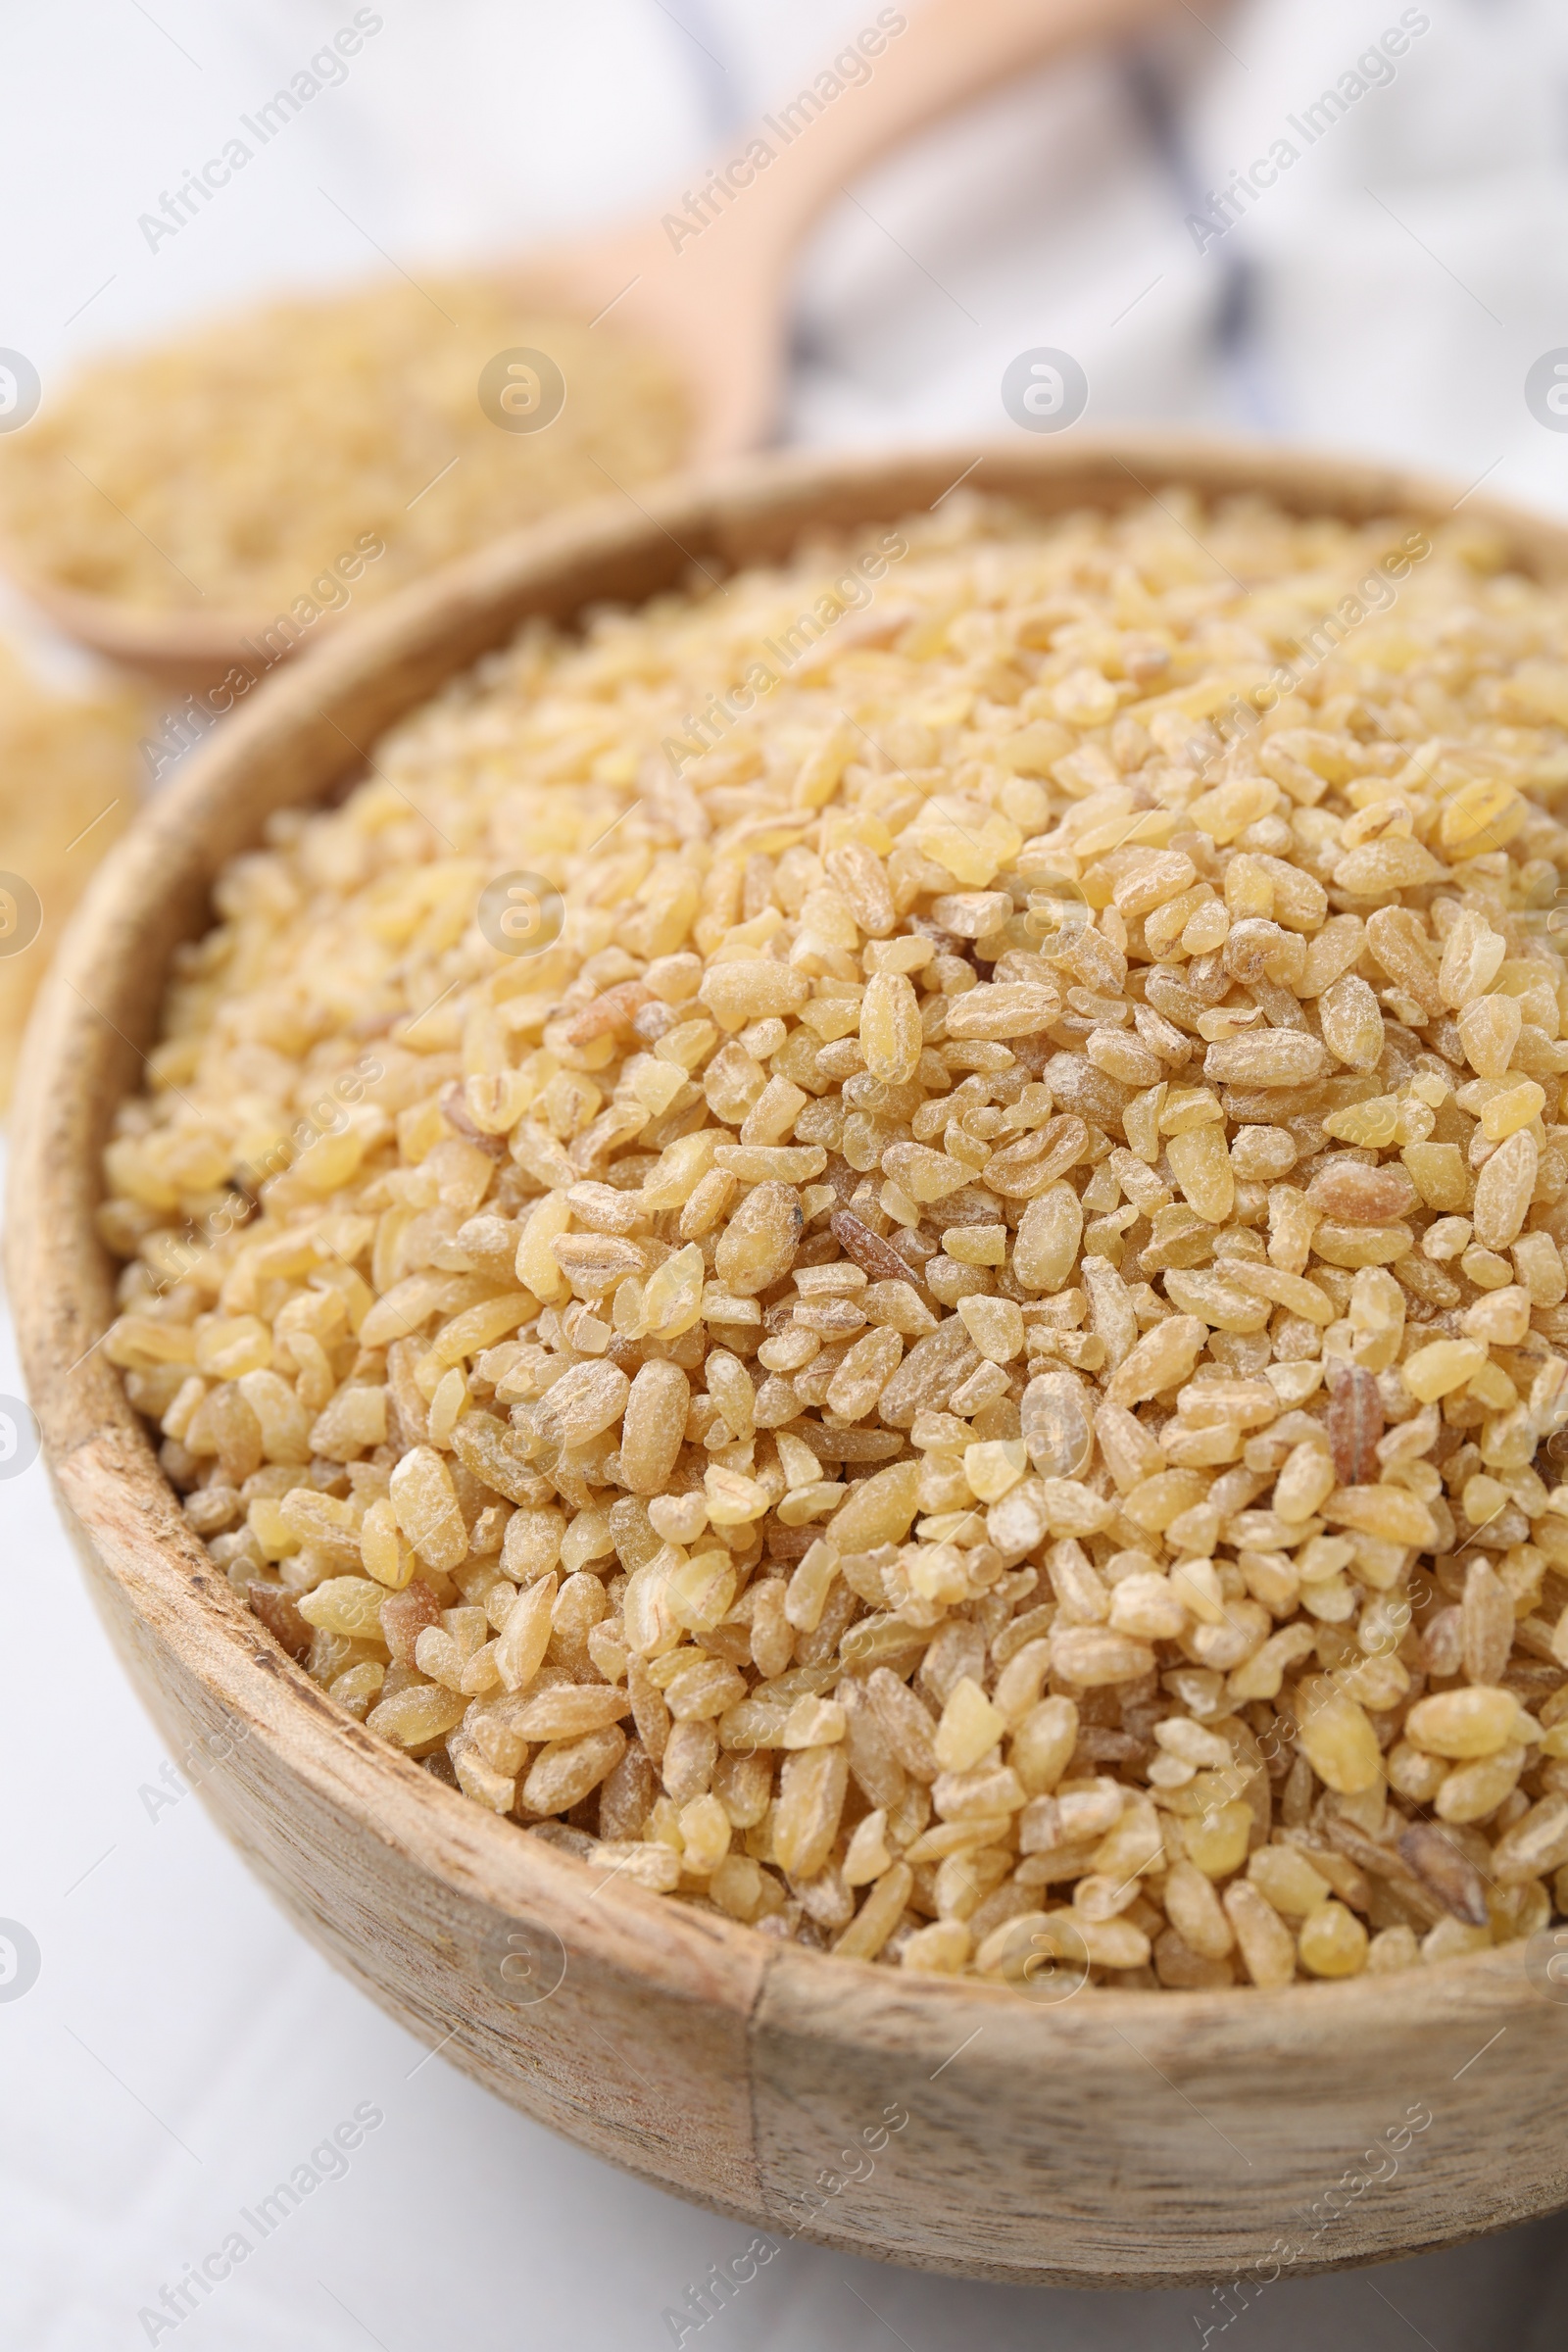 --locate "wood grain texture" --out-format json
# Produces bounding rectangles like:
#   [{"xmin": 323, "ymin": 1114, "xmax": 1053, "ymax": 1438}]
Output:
[{"xmin": 12, "ymin": 436, "xmax": 1568, "ymax": 2287}]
